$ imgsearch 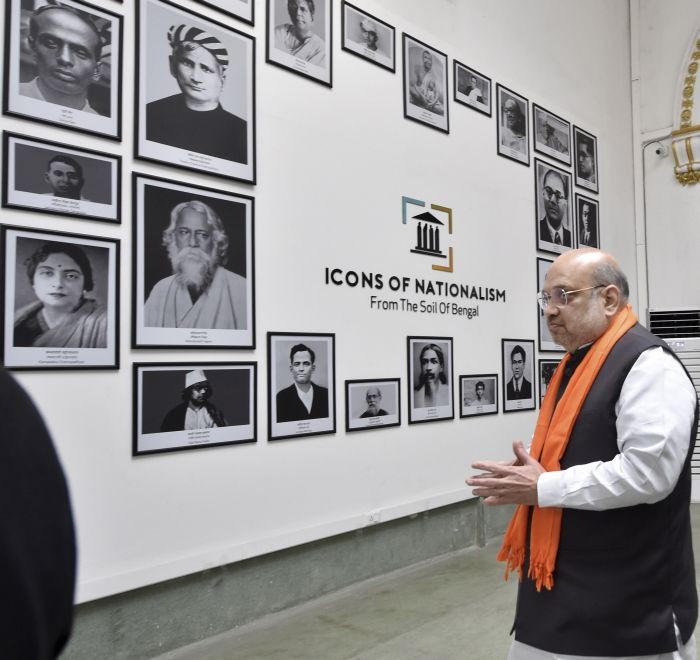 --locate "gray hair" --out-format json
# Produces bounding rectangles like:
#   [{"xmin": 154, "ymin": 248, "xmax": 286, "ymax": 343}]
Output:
[
  {"xmin": 162, "ymin": 200, "xmax": 229, "ymax": 265},
  {"xmin": 592, "ymin": 261, "xmax": 629, "ymax": 302}
]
